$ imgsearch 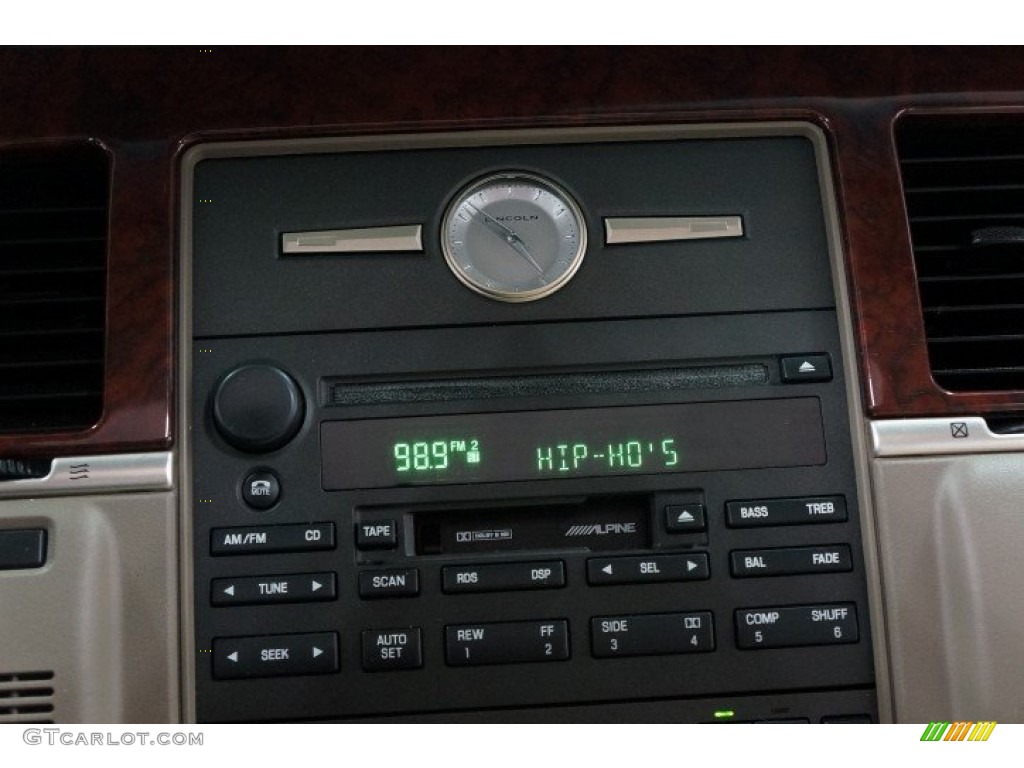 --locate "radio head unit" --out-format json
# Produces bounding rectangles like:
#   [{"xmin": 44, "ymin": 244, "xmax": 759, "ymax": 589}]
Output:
[{"xmin": 184, "ymin": 124, "xmax": 877, "ymax": 723}]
